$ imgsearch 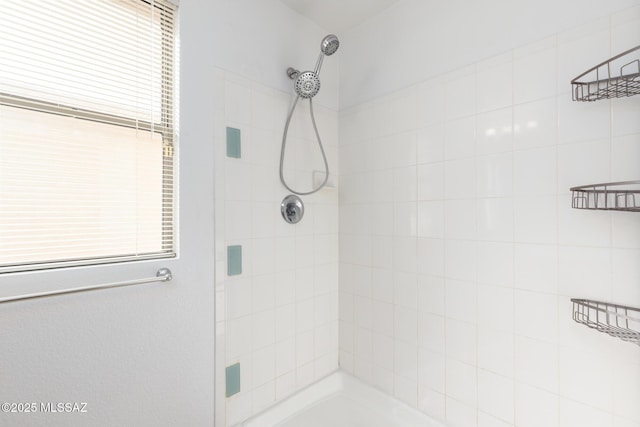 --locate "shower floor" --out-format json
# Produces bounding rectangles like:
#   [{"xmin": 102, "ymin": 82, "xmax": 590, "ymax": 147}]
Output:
[{"xmin": 241, "ymin": 371, "xmax": 444, "ymax": 427}]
